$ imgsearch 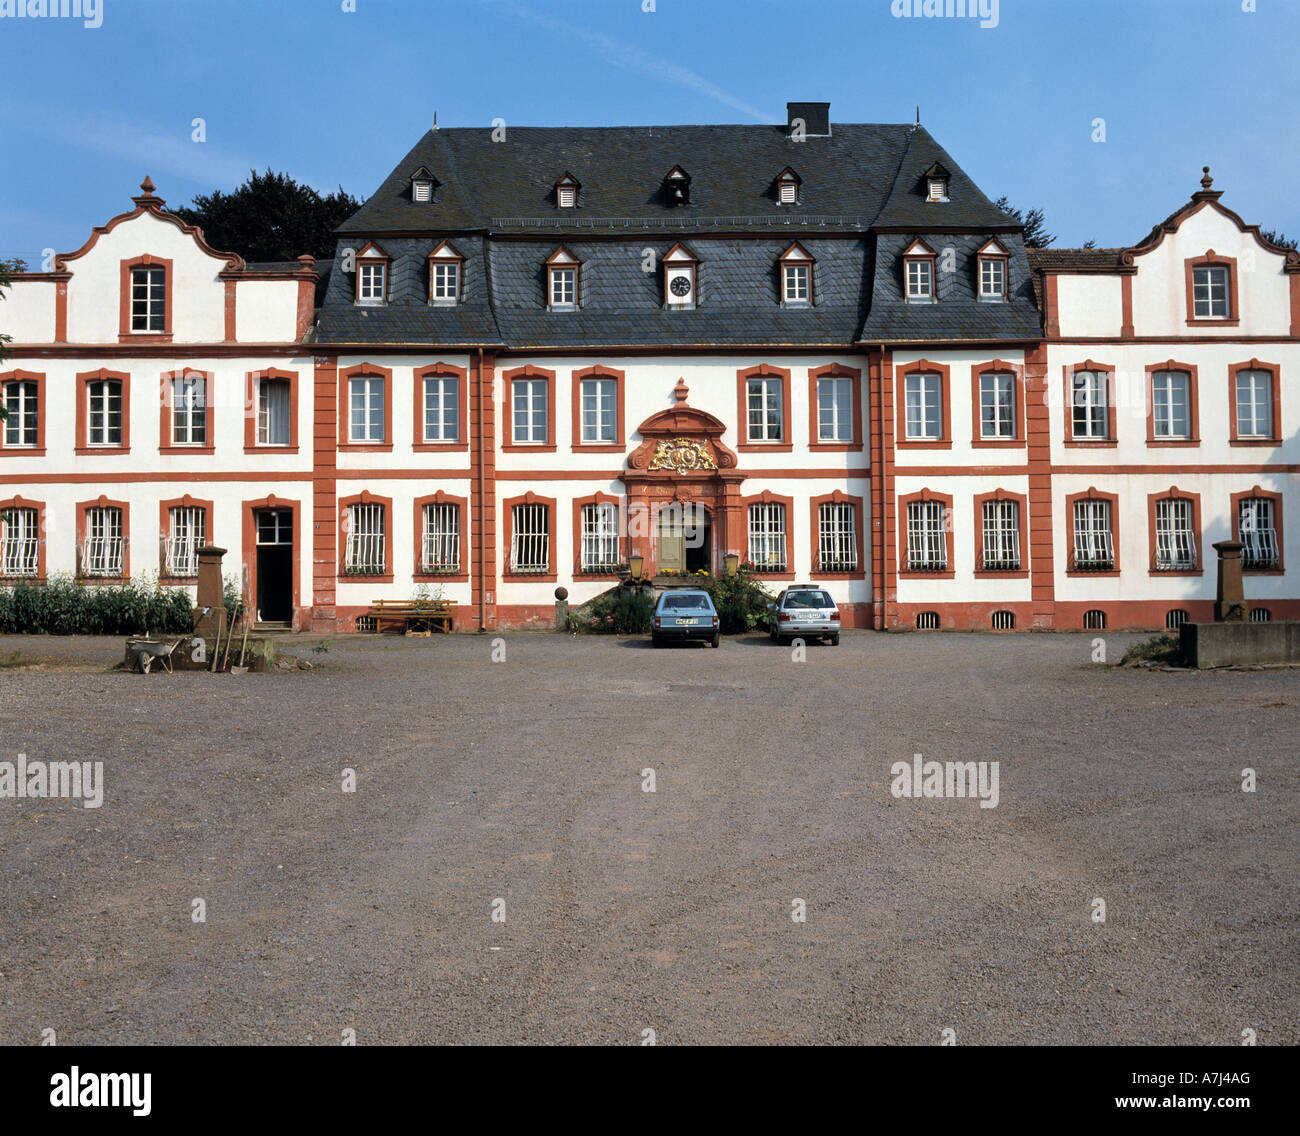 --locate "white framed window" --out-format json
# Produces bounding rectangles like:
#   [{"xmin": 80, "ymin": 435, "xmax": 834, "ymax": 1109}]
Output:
[
  {"xmin": 171, "ymin": 375, "xmax": 206, "ymax": 445},
  {"xmin": 906, "ymin": 258, "xmax": 933, "ymax": 300},
  {"xmin": 747, "ymin": 503, "xmax": 787, "ymax": 571},
  {"xmin": 979, "ymin": 257, "xmax": 1005, "ymax": 299},
  {"xmin": 165, "ymin": 506, "xmax": 206, "ymax": 576},
  {"xmin": 979, "ymin": 372, "xmax": 1016, "ymax": 439},
  {"xmin": 746, "ymin": 376, "xmax": 784, "ymax": 442},
  {"xmin": 512, "ymin": 378, "xmax": 548, "ymax": 444},
  {"xmin": 580, "ymin": 502, "xmax": 620, "ymax": 571},
  {"xmin": 904, "ymin": 372, "xmax": 942, "ymax": 440},
  {"xmin": 344, "ymin": 502, "xmax": 386, "ymax": 574},
  {"xmin": 257, "ymin": 509, "xmax": 292, "ymax": 546},
  {"xmin": 423, "ymin": 376, "xmax": 459, "ymax": 443},
  {"xmin": 511, "ymin": 503, "xmax": 550, "ymax": 574},
  {"xmin": 86, "ymin": 379, "xmax": 123, "ymax": 446},
  {"xmin": 981, "ymin": 500, "xmax": 1020, "ymax": 570},
  {"xmin": 421, "ymin": 503, "xmax": 461, "ymax": 573},
  {"xmin": 3, "ymin": 380, "xmax": 38, "ymax": 447},
  {"xmin": 82, "ymin": 506, "xmax": 124, "ymax": 577},
  {"xmin": 550, "ymin": 266, "xmax": 576, "ymax": 308},
  {"xmin": 358, "ymin": 262, "xmax": 386, "ymax": 303},
  {"xmin": 1072, "ymin": 500, "xmax": 1114, "ymax": 570},
  {"xmin": 130, "ymin": 267, "xmax": 165, "ymax": 332},
  {"xmin": 1239, "ymin": 498, "xmax": 1280, "ymax": 570},
  {"xmin": 431, "ymin": 261, "xmax": 460, "ymax": 303},
  {"xmin": 348, "ymin": 375, "xmax": 385, "ymax": 443},
  {"xmin": 580, "ymin": 377, "xmax": 617, "ymax": 444},
  {"xmin": 783, "ymin": 263, "xmax": 810, "ymax": 303},
  {"xmin": 1152, "ymin": 370, "xmax": 1190, "ymax": 439},
  {"xmin": 257, "ymin": 377, "xmax": 292, "ymax": 446},
  {"xmin": 1, "ymin": 506, "xmax": 39, "ymax": 577},
  {"xmin": 1192, "ymin": 264, "xmax": 1229, "ymax": 319},
  {"xmin": 1154, "ymin": 497, "xmax": 1197, "ymax": 570},
  {"xmin": 906, "ymin": 501, "xmax": 947, "ymax": 571},
  {"xmin": 1235, "ymin": 369, "xmax": 1273, "ymax": 438},
  {"xmin": 1071, "ymin": 371, "xmax": 1109, "ymax": 439},
  {"xmin": 817, "ymin": 376, "xmax": 853, "ymax": 442},
  {"xmin": 817, "ymin": 502, "xmax": 857, "ymax": 572}
]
